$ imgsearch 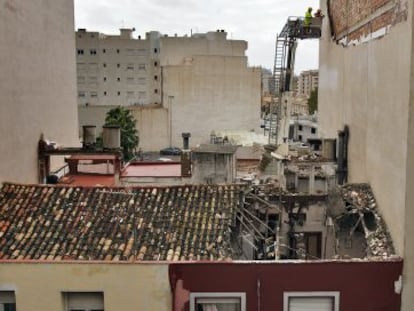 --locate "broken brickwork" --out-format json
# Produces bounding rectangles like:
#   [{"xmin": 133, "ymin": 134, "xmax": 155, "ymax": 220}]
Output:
[{"xmin": 328, "ymin": 0, "xmax": 408, "ymax": 44}]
